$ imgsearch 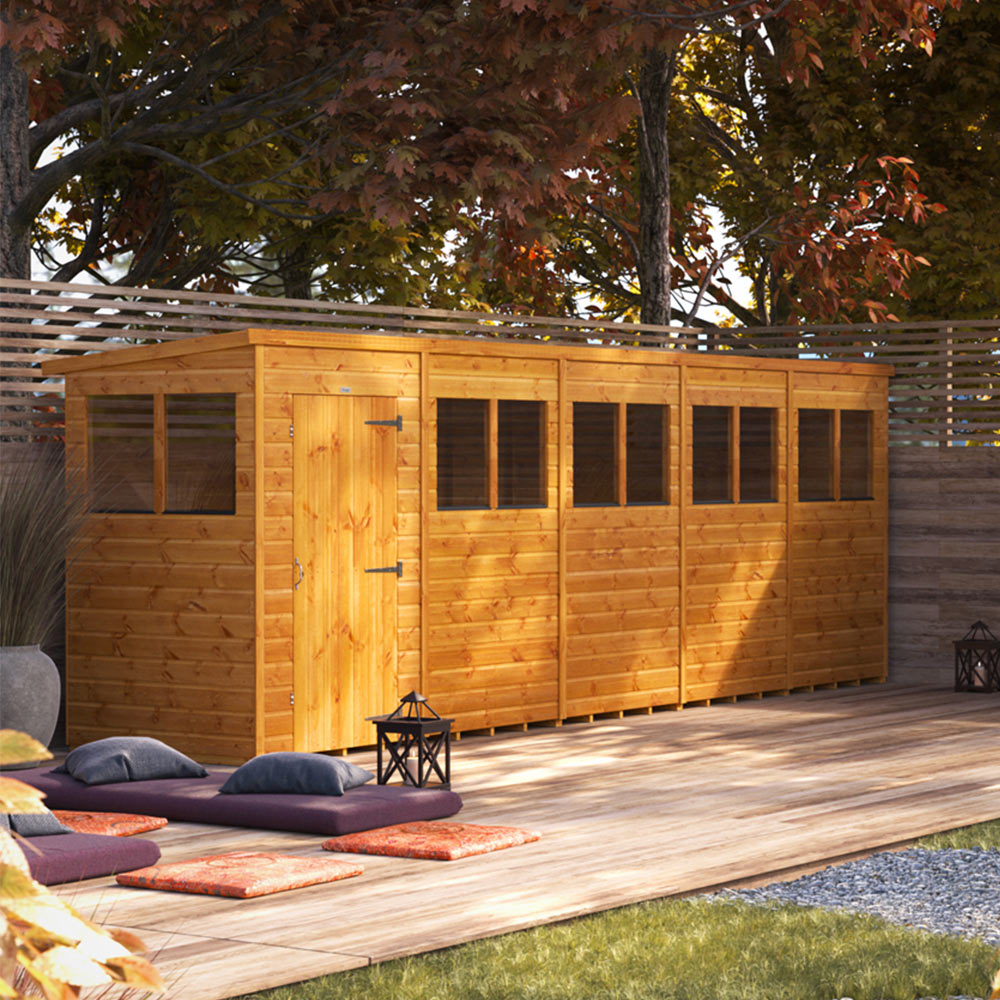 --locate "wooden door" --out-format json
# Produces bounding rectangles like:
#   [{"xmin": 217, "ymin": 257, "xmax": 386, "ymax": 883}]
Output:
[{"xmin": 292, "ymin": 394, "xmax": 399, "ymax": 750}]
